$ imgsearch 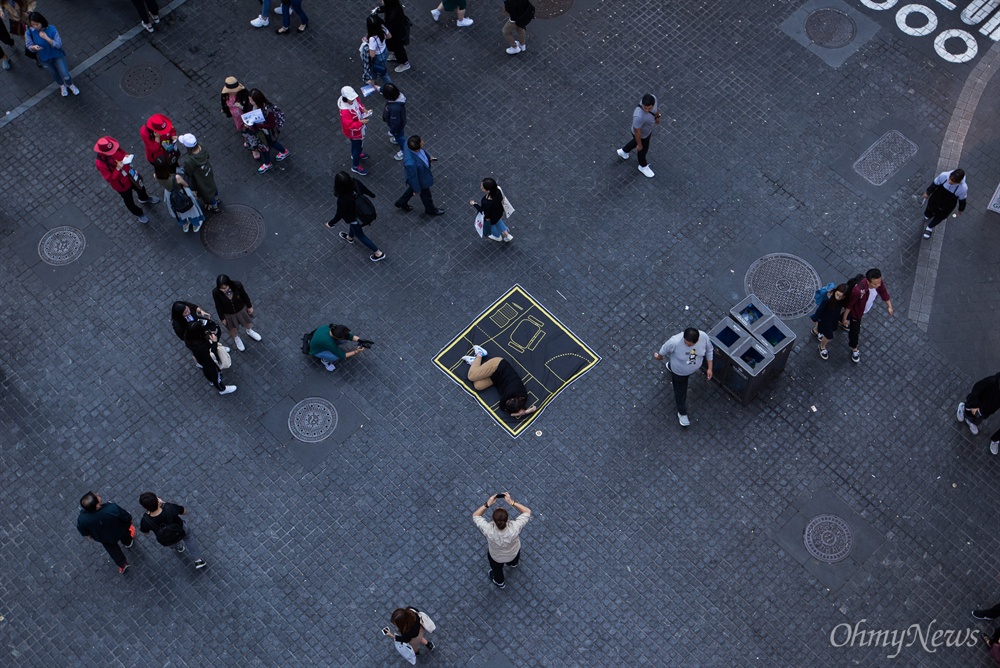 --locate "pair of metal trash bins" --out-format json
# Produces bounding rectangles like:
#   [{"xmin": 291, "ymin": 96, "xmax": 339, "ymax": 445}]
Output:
[{"xmin": 708, "ymin": 295, "xmax": 796, "ymax": 404}]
